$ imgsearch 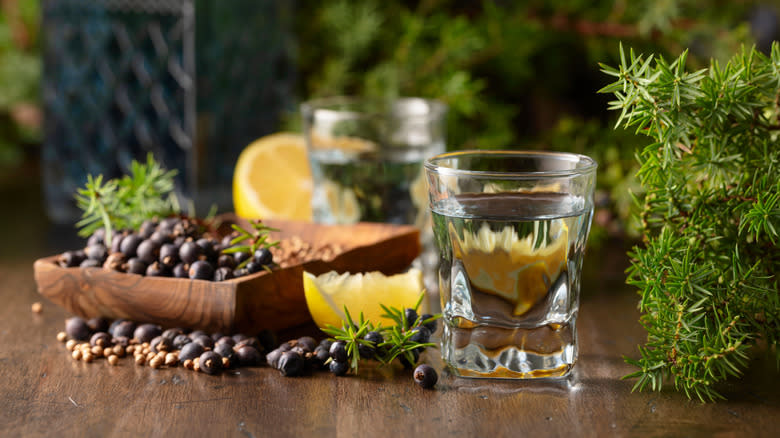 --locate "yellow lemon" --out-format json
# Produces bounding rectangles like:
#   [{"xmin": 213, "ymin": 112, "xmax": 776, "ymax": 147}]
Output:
[
  {"xmin": 303, "ymin": 269, "xmax": 426, "ymax": 329},
  {"xmin": 452, "ymin": 220, "xmax": 568, "ymax": 316},
  {"xmin": 233, "ymin": 133, "xmax": 312, "ymax": 220}
]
